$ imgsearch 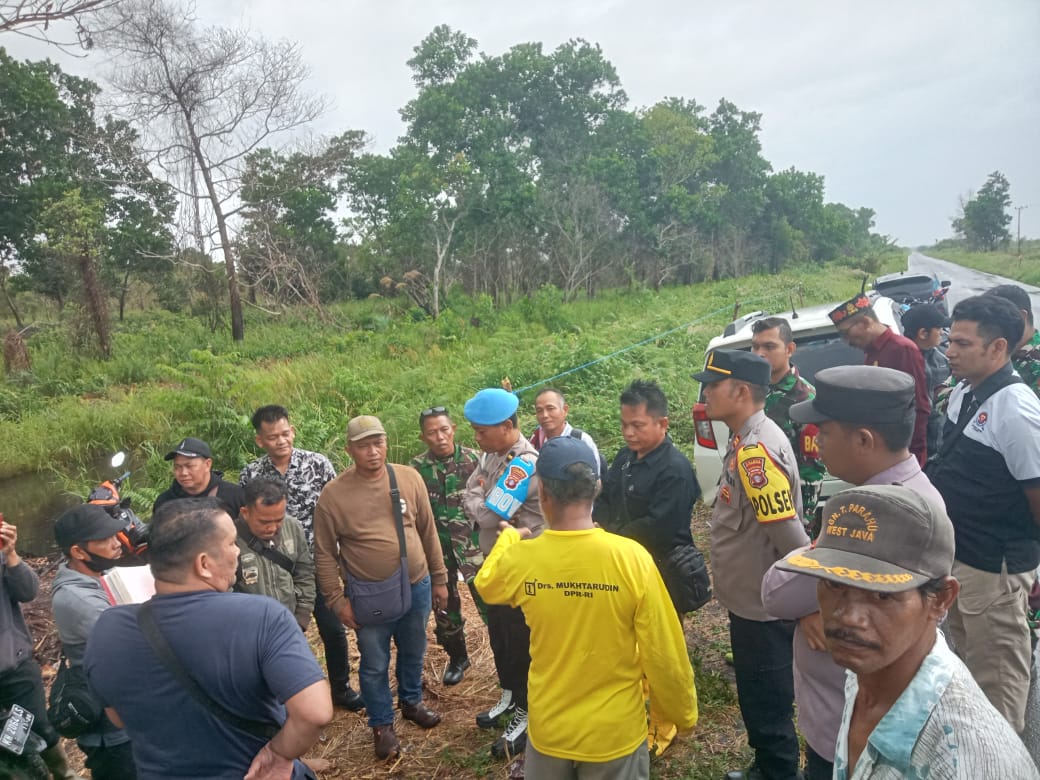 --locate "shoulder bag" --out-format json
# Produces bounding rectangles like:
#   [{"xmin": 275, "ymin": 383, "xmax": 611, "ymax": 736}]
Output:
[
  {"xmin": 47, "ymin": 653, "xmax": 104, "ymax": 738},
  {"xmin": 341, "ymin": 464, "xmax": 412, "ymax": 626},
  {"xmin": 136, "ymin": 603, "xmax": 316, "ymax": 780}
]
